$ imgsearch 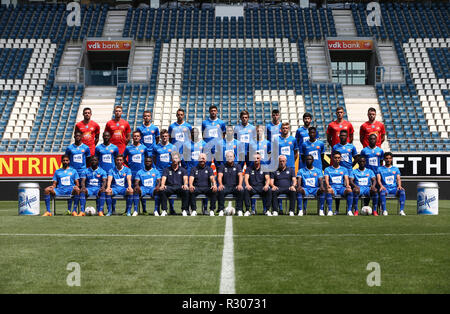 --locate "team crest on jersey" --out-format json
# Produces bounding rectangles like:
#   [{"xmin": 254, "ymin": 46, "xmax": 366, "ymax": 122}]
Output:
[
  {"xmin": 347, "ymin": 149, "xmax": 351, "ymax": 152},
  {"xmin": 152, "ymin": 174, "xmax": 155, "ymax": 177},
  {"xmin": 313, "ymin": 173, "xmax": 317, "ymax": 176},
  {"xmin": 393, "ymin": 171, "xmax": 396, "ymax": 174},
  {"xmin": 288, "ymin": 142, "xmax": 292, "ymax": 144},
  {"xmin": 316, "ymin": 146, "xmax": 320, "ymax": 149},
  {"xmin": 340, "ymin": 172, "xmax": 343, "ymax": 174},
  {"xmin": 152, "ymin": 131, "xmax": 155, "ymax": 133},
  {"xmin": 376, "ymin": 153, "xmax": 380, "ymax": 155},
  {"xmin": 140, "ymin": 150, "xmax": 144, "ymax": 153},
  {"xmin": 97, "ymin": 174, "xmax": 101, "ymax": 177}
]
